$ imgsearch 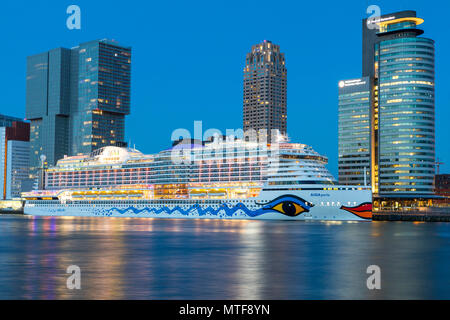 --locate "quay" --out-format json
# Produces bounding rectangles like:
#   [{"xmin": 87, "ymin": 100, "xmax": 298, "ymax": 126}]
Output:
[
  {"xmin": 374, "ymin": 207, "xmax": 450, "ymax": 222},
  {"xmin": 0, "ymin": 200, "xmax": 24, "ymax": 215}
]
